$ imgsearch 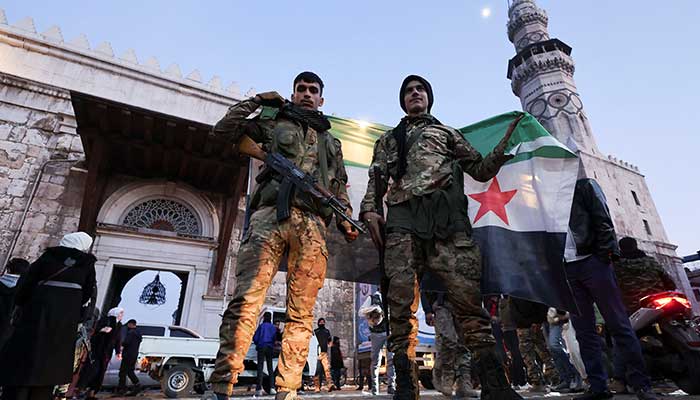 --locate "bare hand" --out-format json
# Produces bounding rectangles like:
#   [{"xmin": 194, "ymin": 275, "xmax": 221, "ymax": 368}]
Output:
[
  {"xmin": 254, "ymin": 91, "xmax": 285, "ymax": 107},
  {"xmin": 116, "ymin": 353, "xmax": 122, "ymax": 361},
  {"xmin": 425, "ymin": 312, "xmax": 435, "ymax": 326},
  {"xmin": 362, "ymin": 212, "xmax": 385, "ymax": 250},
  {"xmin": 340, "ymin": 221, "xmax": 360, "ymax": 243},
  {"xmin": 503, "ymin": 114, "xmax": 525, "ymax": 143}
]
